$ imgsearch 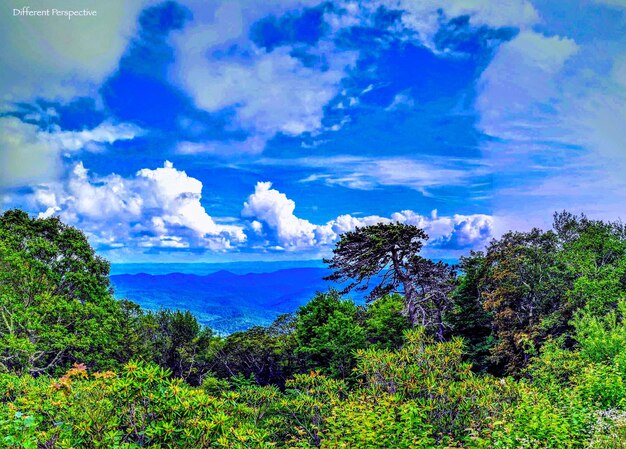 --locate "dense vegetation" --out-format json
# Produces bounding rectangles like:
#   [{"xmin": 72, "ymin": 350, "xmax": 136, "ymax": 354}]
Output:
[{"xmin": 2, "ymin": 209, "xmax": 626, "ymax": 447}]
